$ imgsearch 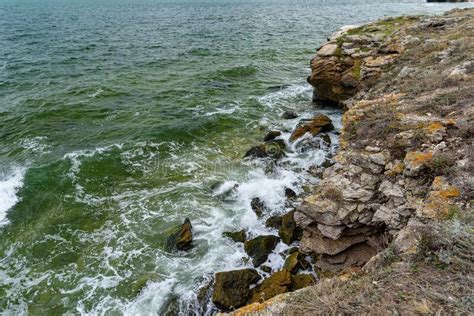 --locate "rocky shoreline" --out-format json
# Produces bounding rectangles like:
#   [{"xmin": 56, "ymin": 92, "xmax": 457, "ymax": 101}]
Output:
[{"xmin": 216, "ymin": 8, "xmax": 473, "ymax": 315}]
